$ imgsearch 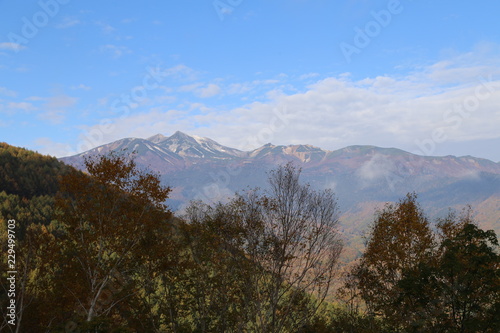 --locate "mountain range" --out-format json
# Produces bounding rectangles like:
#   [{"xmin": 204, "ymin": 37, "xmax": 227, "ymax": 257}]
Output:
[{"xmin": 61, "ymin": 131, "xmax": 500, "ymax": 258}]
